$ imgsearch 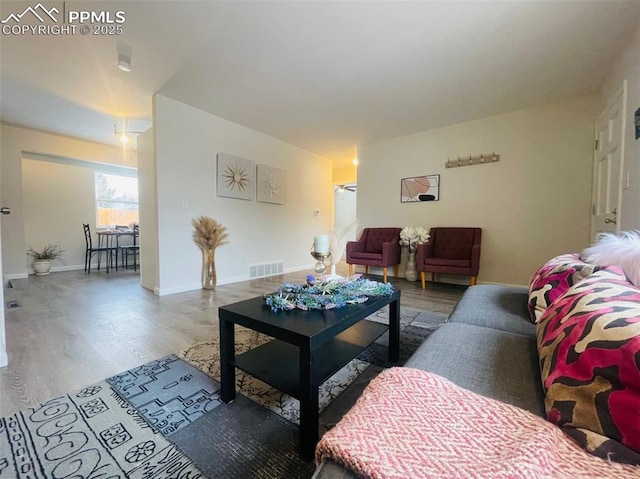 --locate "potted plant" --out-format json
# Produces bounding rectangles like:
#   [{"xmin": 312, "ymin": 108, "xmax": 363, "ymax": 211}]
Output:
[{"xmin": 26, "ymin": 244, "xmax": 65, "ymax": 275}]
